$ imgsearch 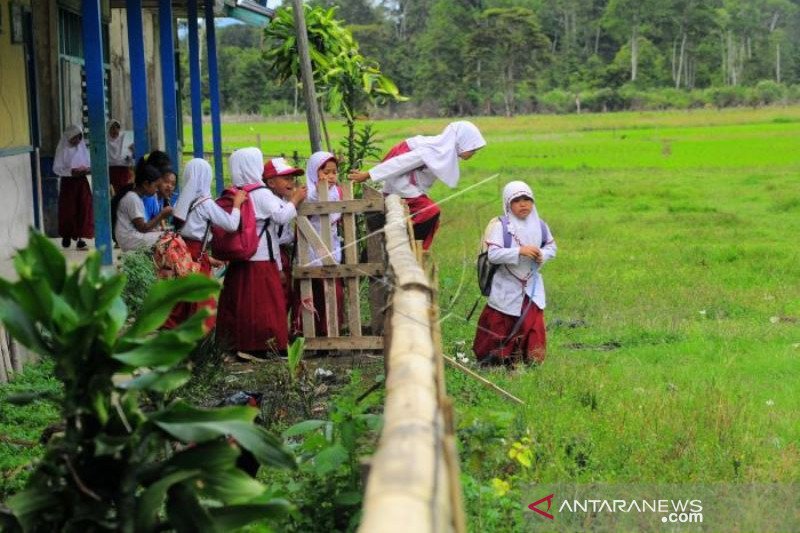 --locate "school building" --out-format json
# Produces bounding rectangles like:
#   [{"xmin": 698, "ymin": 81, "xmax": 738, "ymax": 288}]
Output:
[{"xmin": 0, "ymin": 0, "xmax": 271, "ymax": 380}]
